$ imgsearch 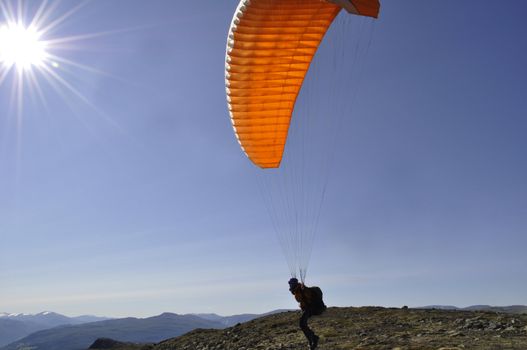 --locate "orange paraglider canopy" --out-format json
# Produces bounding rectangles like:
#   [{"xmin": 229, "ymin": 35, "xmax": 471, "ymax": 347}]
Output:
[{"xmin": 226, "ymin": 0, "xmax": 380, "ymax": 168}]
